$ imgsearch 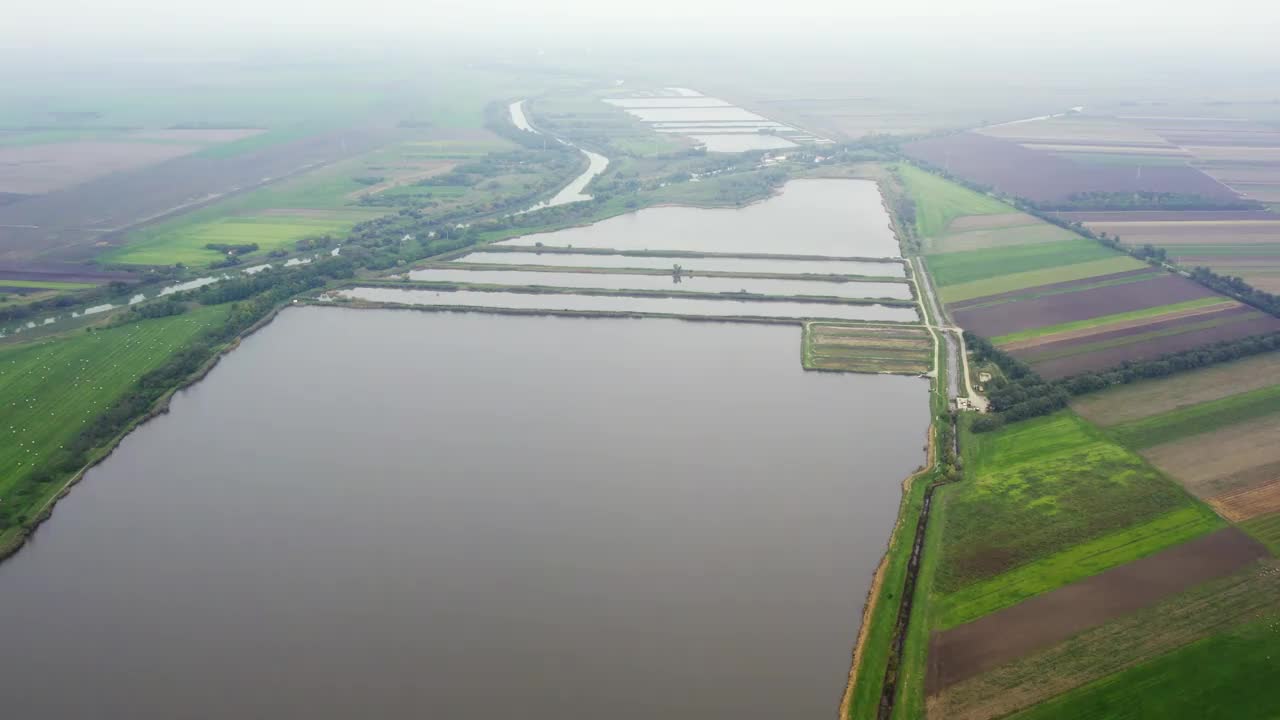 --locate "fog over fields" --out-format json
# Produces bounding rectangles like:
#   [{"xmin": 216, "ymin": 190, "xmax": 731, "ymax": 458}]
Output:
[{"xmin": 3, "ymin": 3, "xmax": 1280, "ymax": 720}]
